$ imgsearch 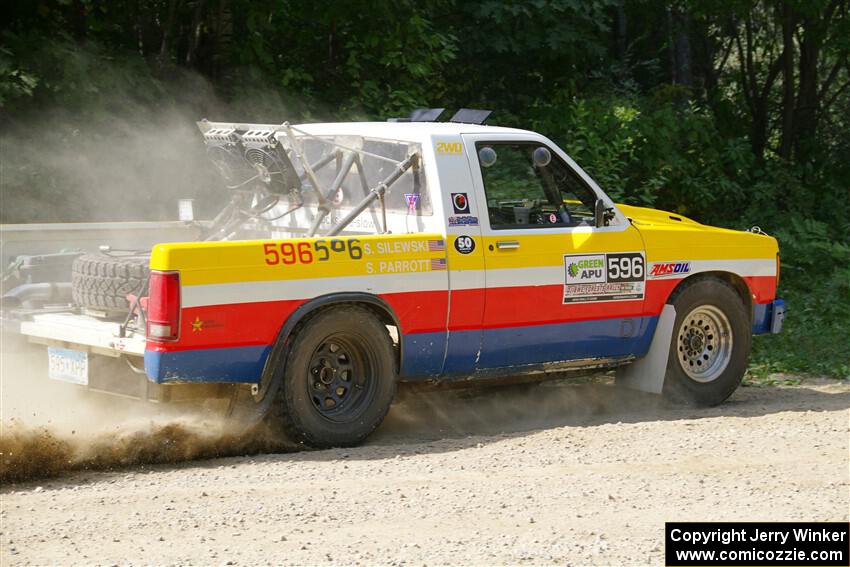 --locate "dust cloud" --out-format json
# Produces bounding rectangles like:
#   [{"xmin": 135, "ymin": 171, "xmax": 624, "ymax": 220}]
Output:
[
  {"xmin": 0, "ymin": 81, "xmax": 227, "ymax": 224},
  {"xmin": 0, "ymin": 338, "xmax": 292, "ymax": 484},
  {"xmin": 375, "ymin": 375, "xmax": 665, "ymax": 445},
  {"xmin": 0, "ymin": 420, "xmax": 290, "ymax": 485},
  {"xmin": 0, "ymin": 41, "xmax": 318, "ymax": 225}
]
